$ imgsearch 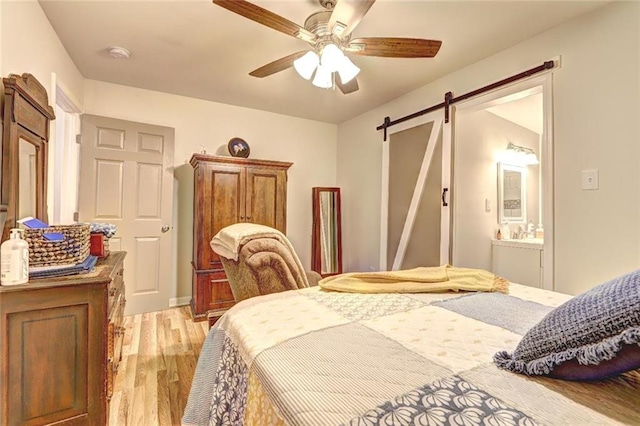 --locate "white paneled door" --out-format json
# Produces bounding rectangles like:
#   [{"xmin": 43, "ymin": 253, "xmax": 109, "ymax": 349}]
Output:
[{"xmin": 79, "ymin": 115, "xmax": 174, "ymax": 315}]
